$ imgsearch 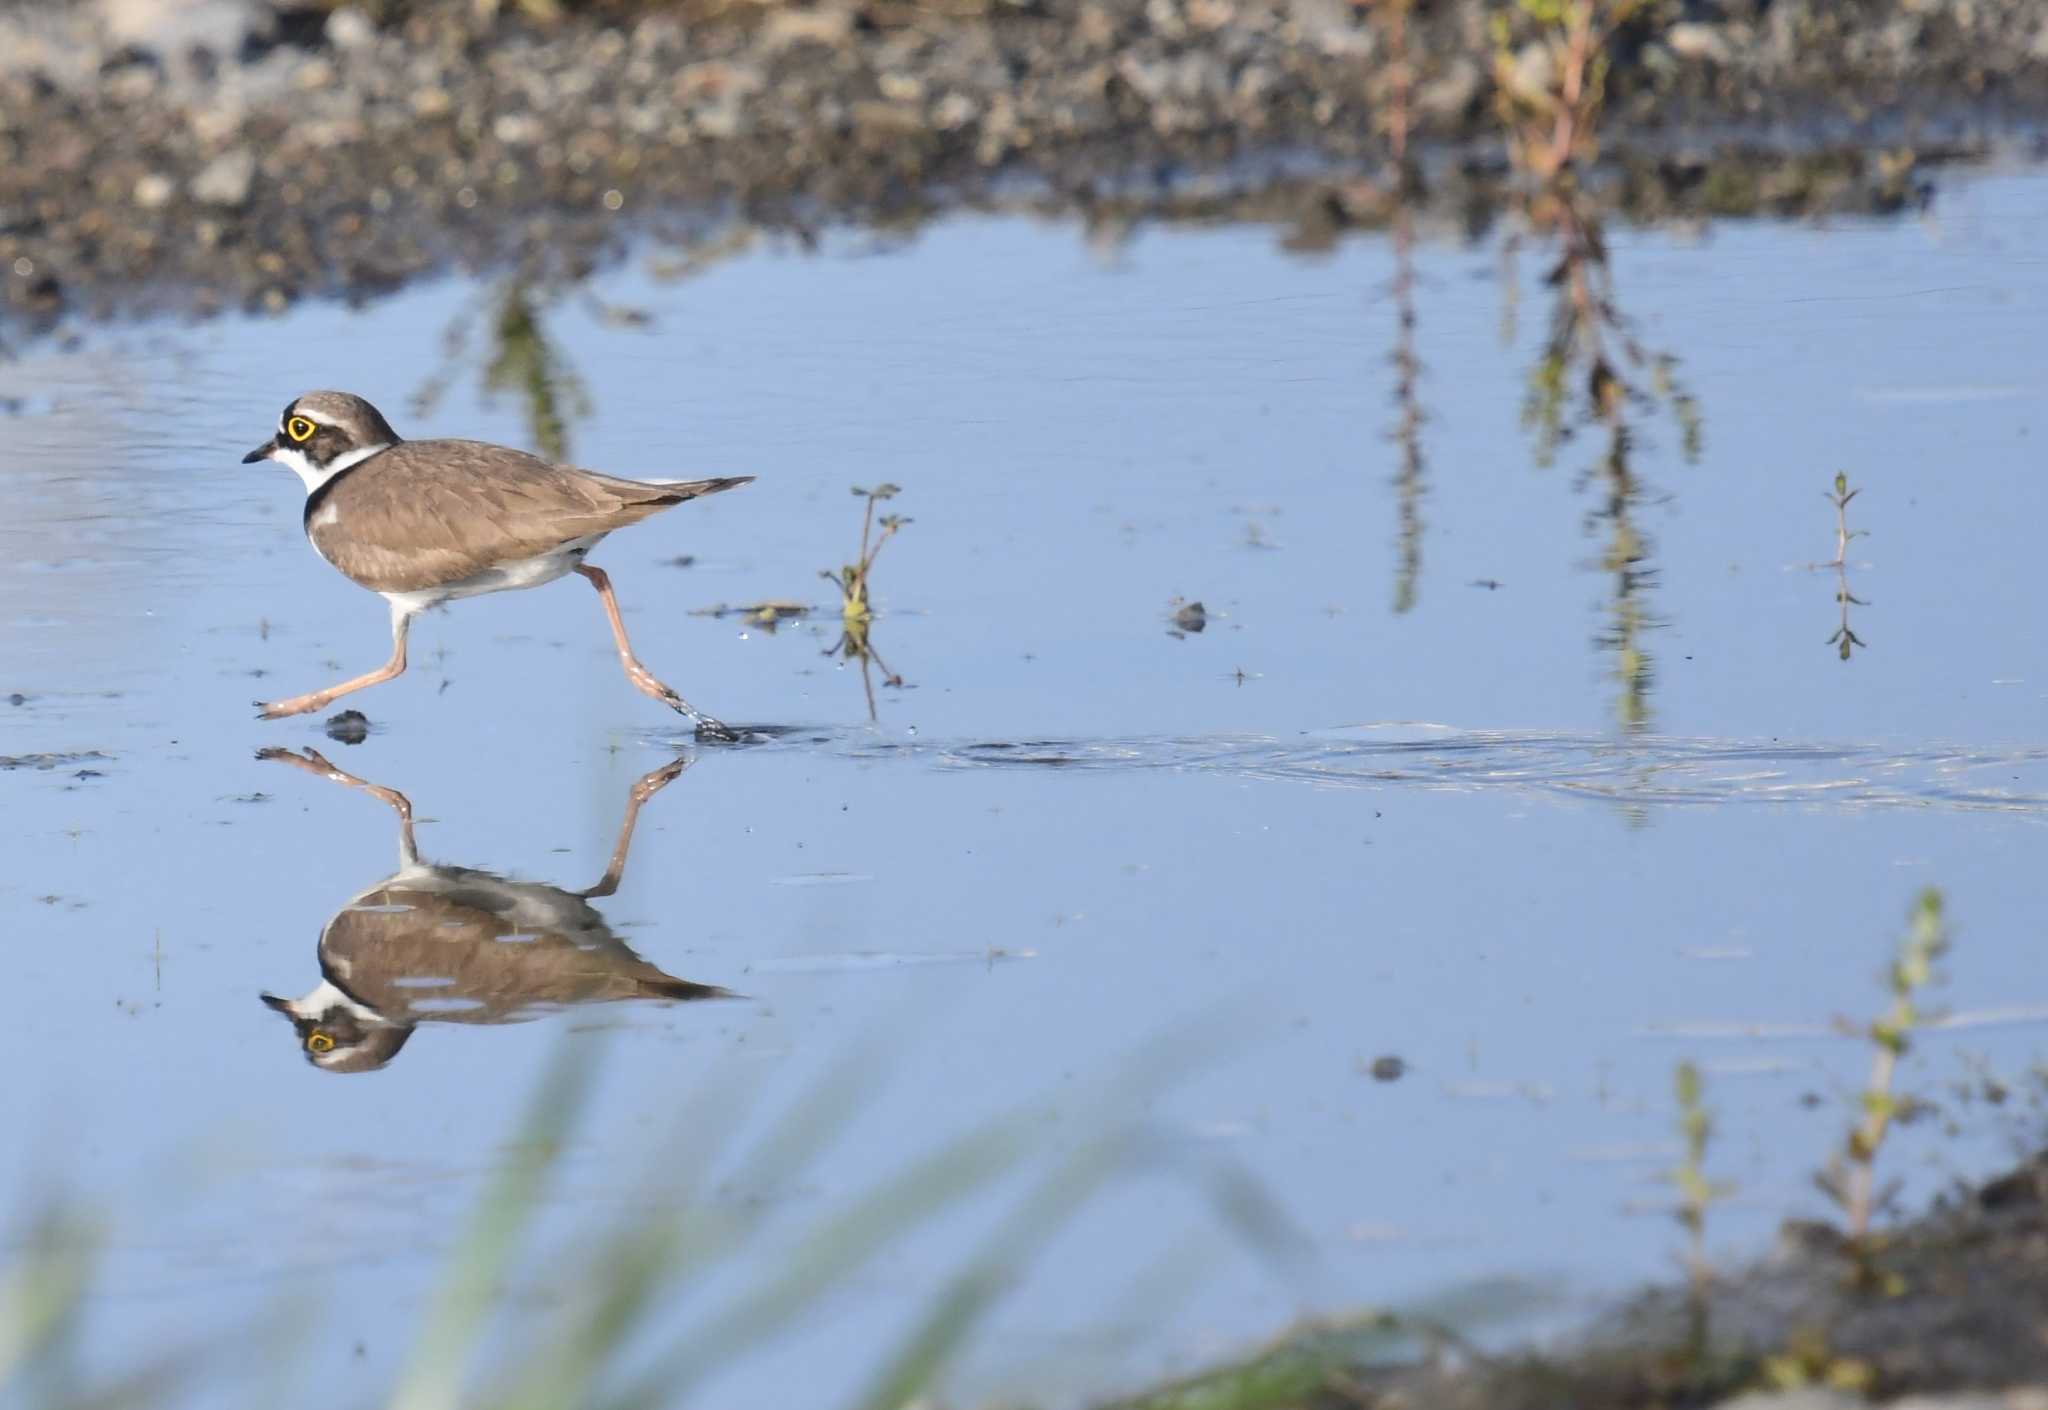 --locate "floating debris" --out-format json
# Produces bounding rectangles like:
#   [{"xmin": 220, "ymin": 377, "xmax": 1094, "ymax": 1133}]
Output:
[
  {"xmin": 1, "ymin": 750, "xmax": 111, "ymax": 771},
  {"xmin": 691, "ymin": 601, "xmax": 813, "ymax": 631}
]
